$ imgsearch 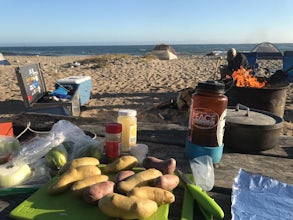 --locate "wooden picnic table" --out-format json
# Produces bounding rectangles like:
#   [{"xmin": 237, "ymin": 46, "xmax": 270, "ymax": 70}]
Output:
[{"xmin": 1, "ymin": 113, "xmax": 293, "ymax": 220}]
